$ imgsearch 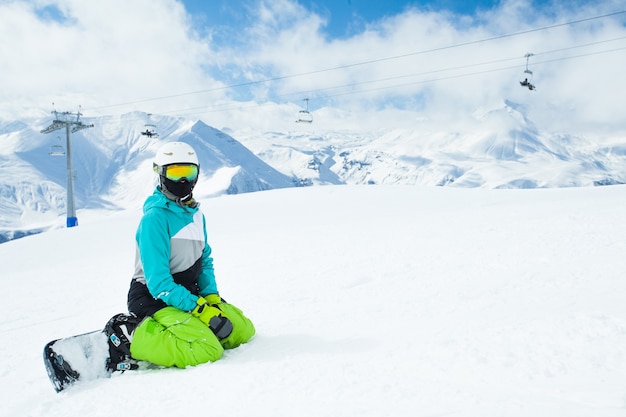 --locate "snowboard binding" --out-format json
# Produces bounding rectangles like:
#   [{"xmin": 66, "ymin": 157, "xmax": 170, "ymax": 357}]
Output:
[{"xmin": 104, "ymin": 313, "xmax": 141, "ymax": 372}]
